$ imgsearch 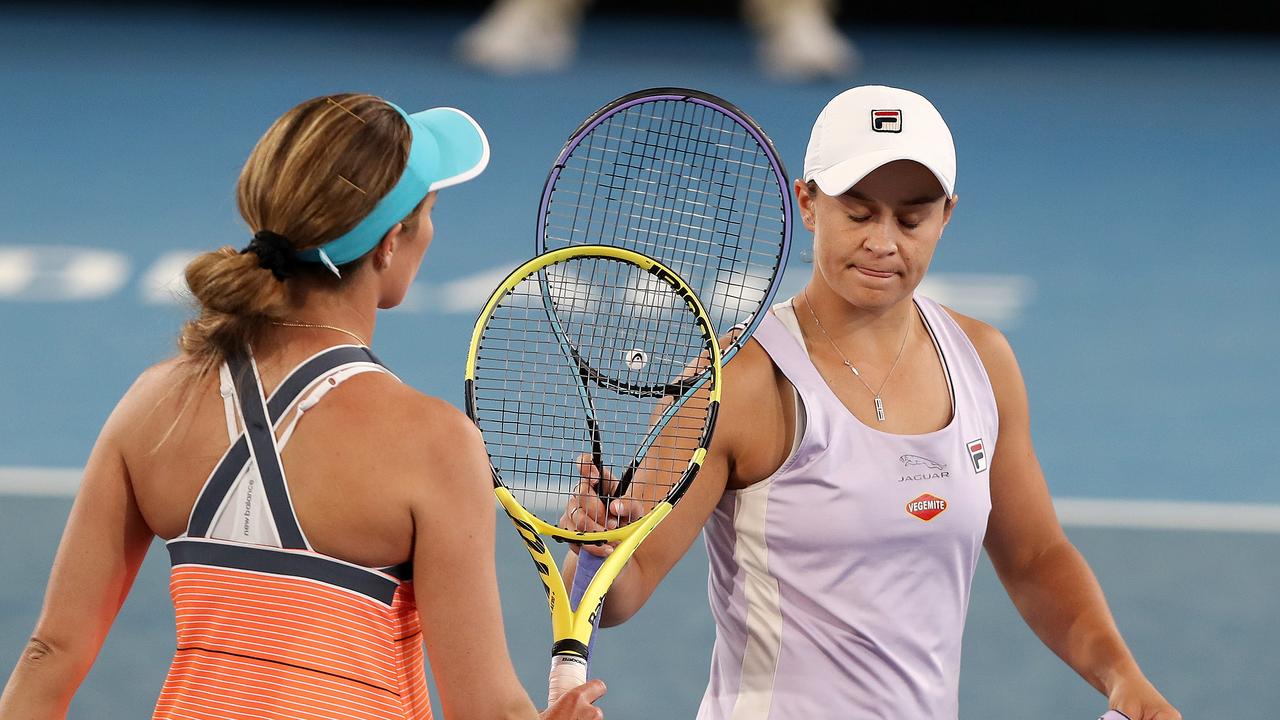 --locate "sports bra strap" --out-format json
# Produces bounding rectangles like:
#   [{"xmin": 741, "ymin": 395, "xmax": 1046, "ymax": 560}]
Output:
[{"xmin": 186, "ymin": 345, "xmax": 388, "ymax": 542}]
